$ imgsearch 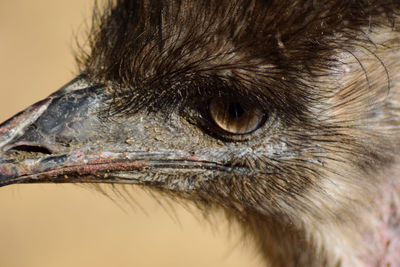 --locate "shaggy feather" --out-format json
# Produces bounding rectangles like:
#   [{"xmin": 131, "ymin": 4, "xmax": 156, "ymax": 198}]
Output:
[
  {"xmin": 75, "ymin": 1, "xmax": 400, "ymax": 266},
  {"xmin": 2, "ymin": 1, "xmax": 400, "ymax": 266}
]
